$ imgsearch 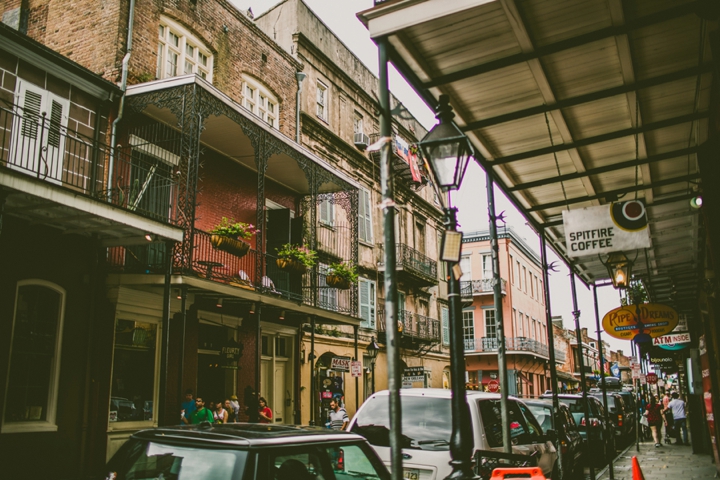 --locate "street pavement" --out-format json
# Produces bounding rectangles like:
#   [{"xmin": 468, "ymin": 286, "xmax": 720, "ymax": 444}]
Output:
[{"xmin": 595, "ymin": 441, "xmax": 717, "ymax": 480}]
